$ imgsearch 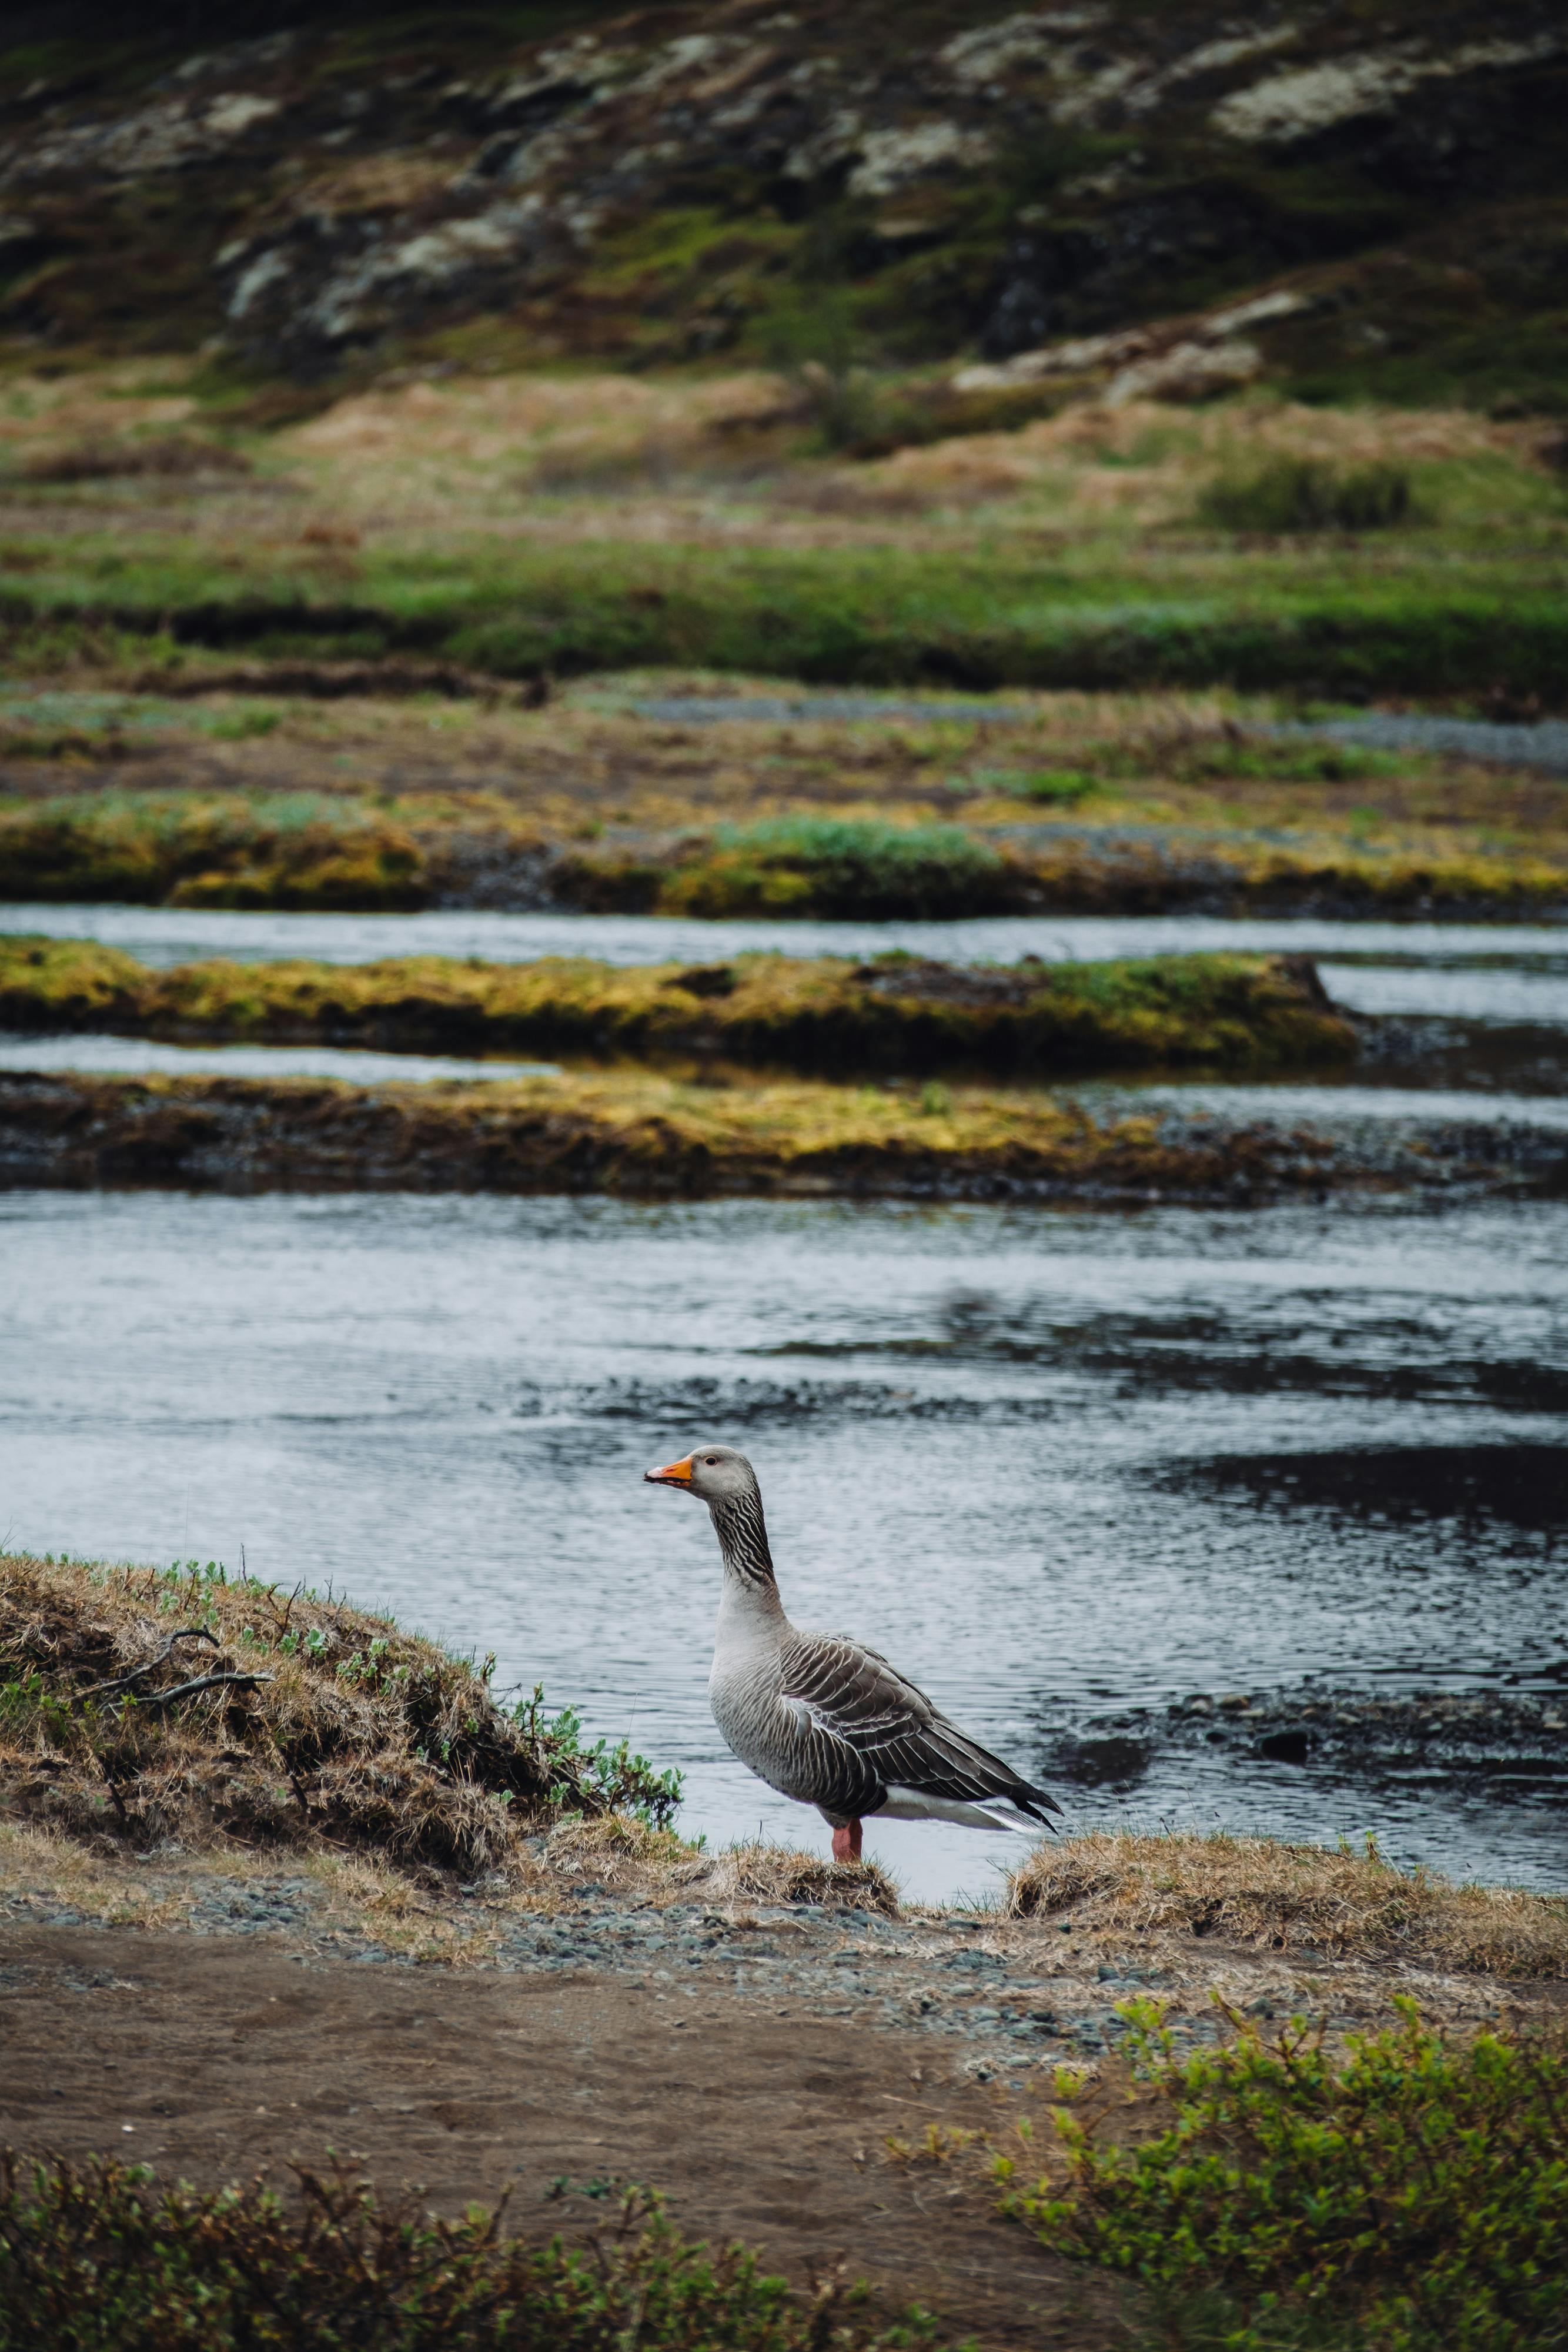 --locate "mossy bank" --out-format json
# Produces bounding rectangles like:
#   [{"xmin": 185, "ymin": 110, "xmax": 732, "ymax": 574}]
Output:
[
  {"xmin": 0, "ymin": 938, "xmax": 1356, "ymax": 1080},
  {"xmin": 1, "ymin": 1064, "xmax": 1561, "ymax": 1205},
  {"xmin": 6, "ymin": 790, "xmax": 1565, "ymax": 921}
]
